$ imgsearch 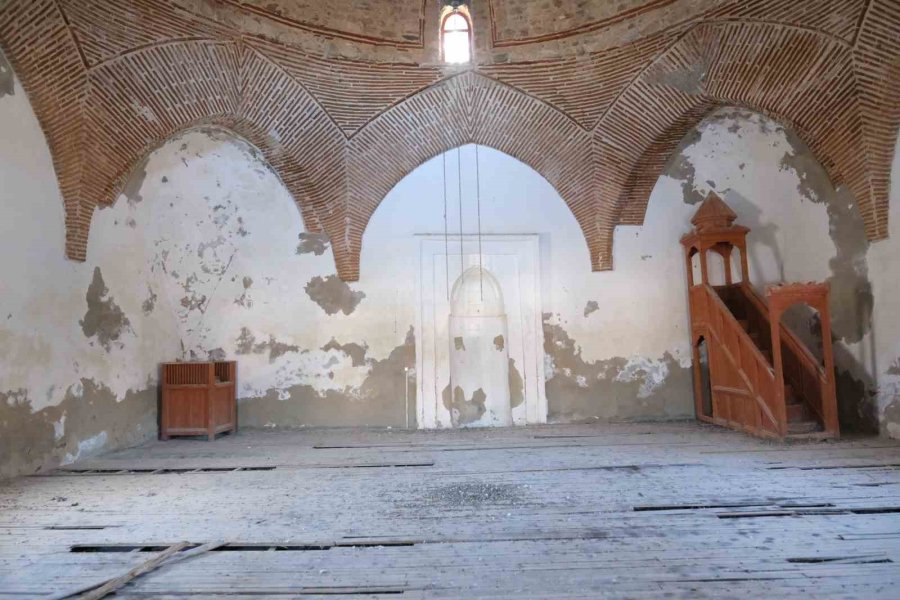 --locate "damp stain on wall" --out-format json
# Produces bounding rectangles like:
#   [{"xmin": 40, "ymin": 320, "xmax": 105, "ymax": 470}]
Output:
[
  {"xmin": 80, "ymin": 267, "xmax": 133, "ymax": 352},
  {"xmin": 305, "ymin": 275, "xmax": 366, "ymax": 315},
  {"xmin": 0, "ymin": 380, "xmax": 157, "ymax": 479},
  {"xmin": 238, "ymin": 327, "xmax": 416, "ymax": 428},
  {"xmin": 542, "ymin": 314, "xmax": 693, "ymax": 422}
]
